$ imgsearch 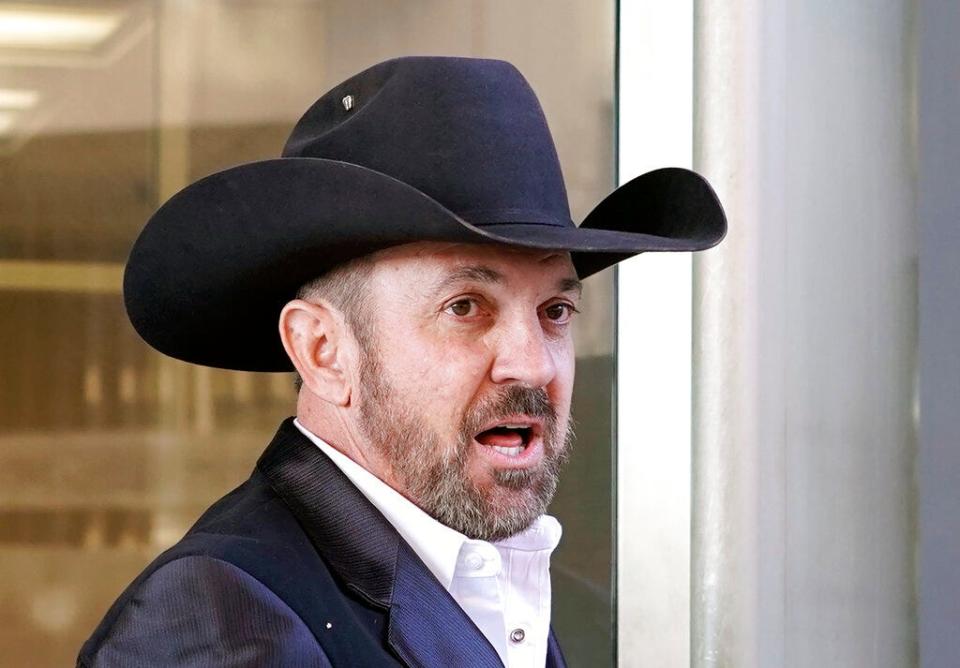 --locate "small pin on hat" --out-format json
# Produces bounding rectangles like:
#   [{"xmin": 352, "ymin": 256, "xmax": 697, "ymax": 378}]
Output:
[{"xmin": 341, "ymin": 95, "xmax": 354, "ymax": 111}]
